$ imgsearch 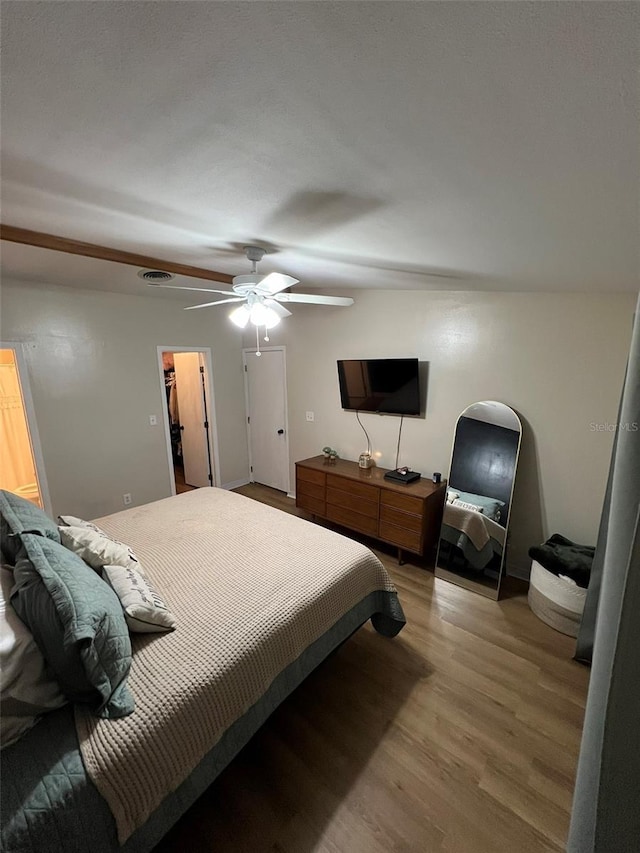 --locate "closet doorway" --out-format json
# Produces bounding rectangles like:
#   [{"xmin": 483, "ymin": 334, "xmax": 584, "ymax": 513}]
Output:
[
  {"xmin": 0, "ymin": 343, "xmax": 51, "ymax": 513},
  {"xmin": 157, "ymin": 347, "xmax": 220, "ymax": 495}
]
